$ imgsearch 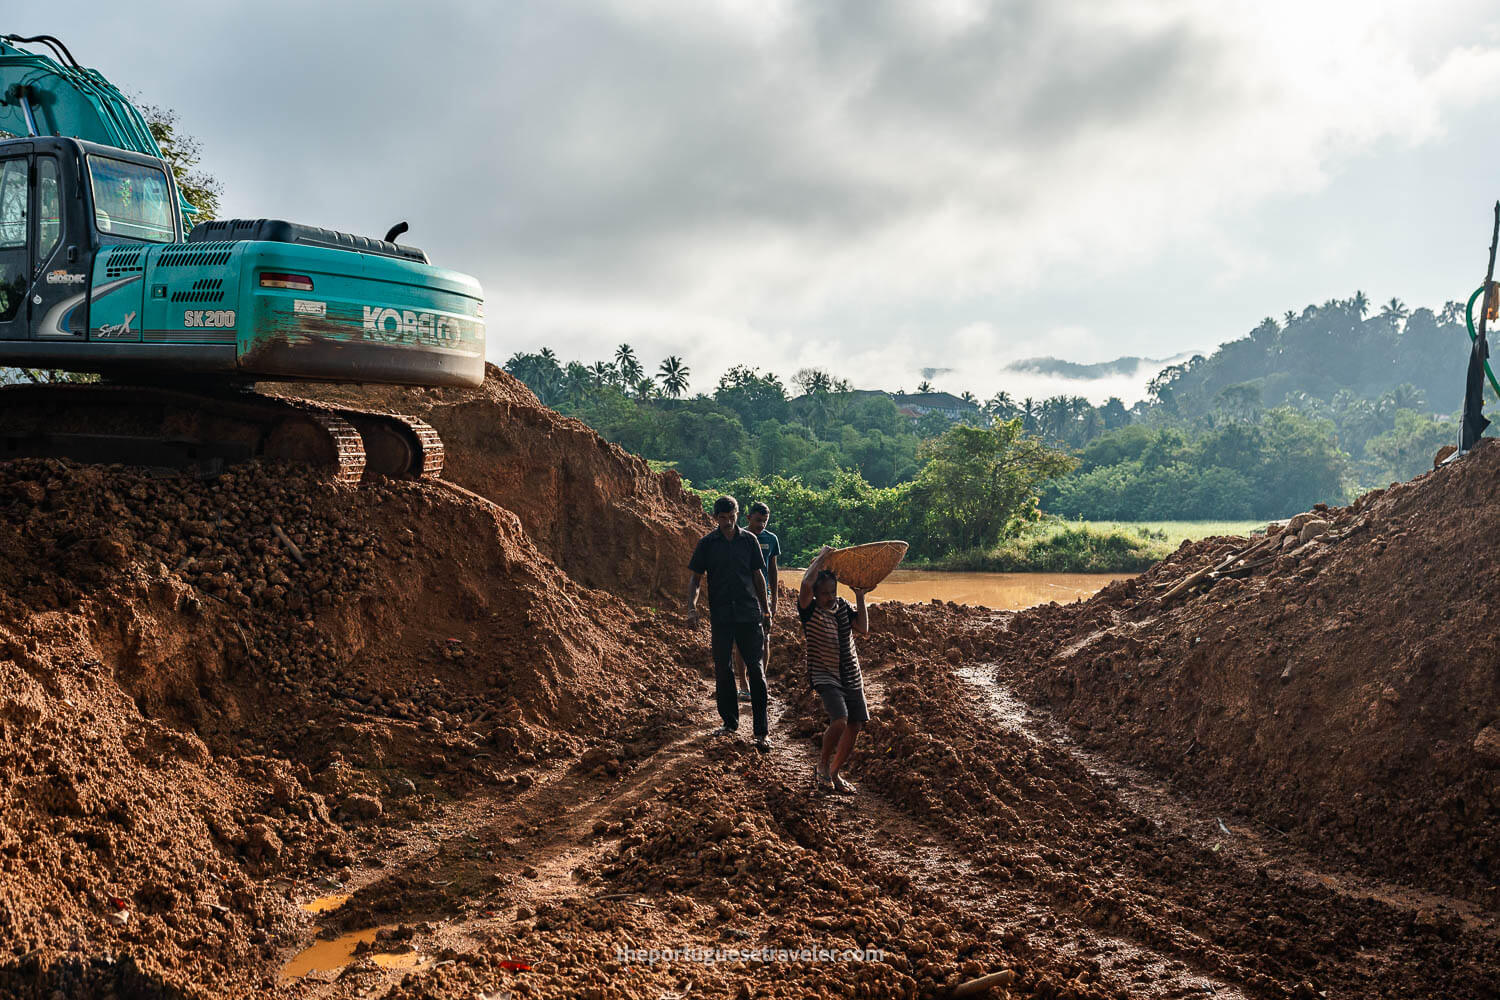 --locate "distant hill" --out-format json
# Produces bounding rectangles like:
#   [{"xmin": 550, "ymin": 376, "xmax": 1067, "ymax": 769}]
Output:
[{"xmin": 1005, "ymin": 354, "xmax": 1196, "ymax": 381}]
